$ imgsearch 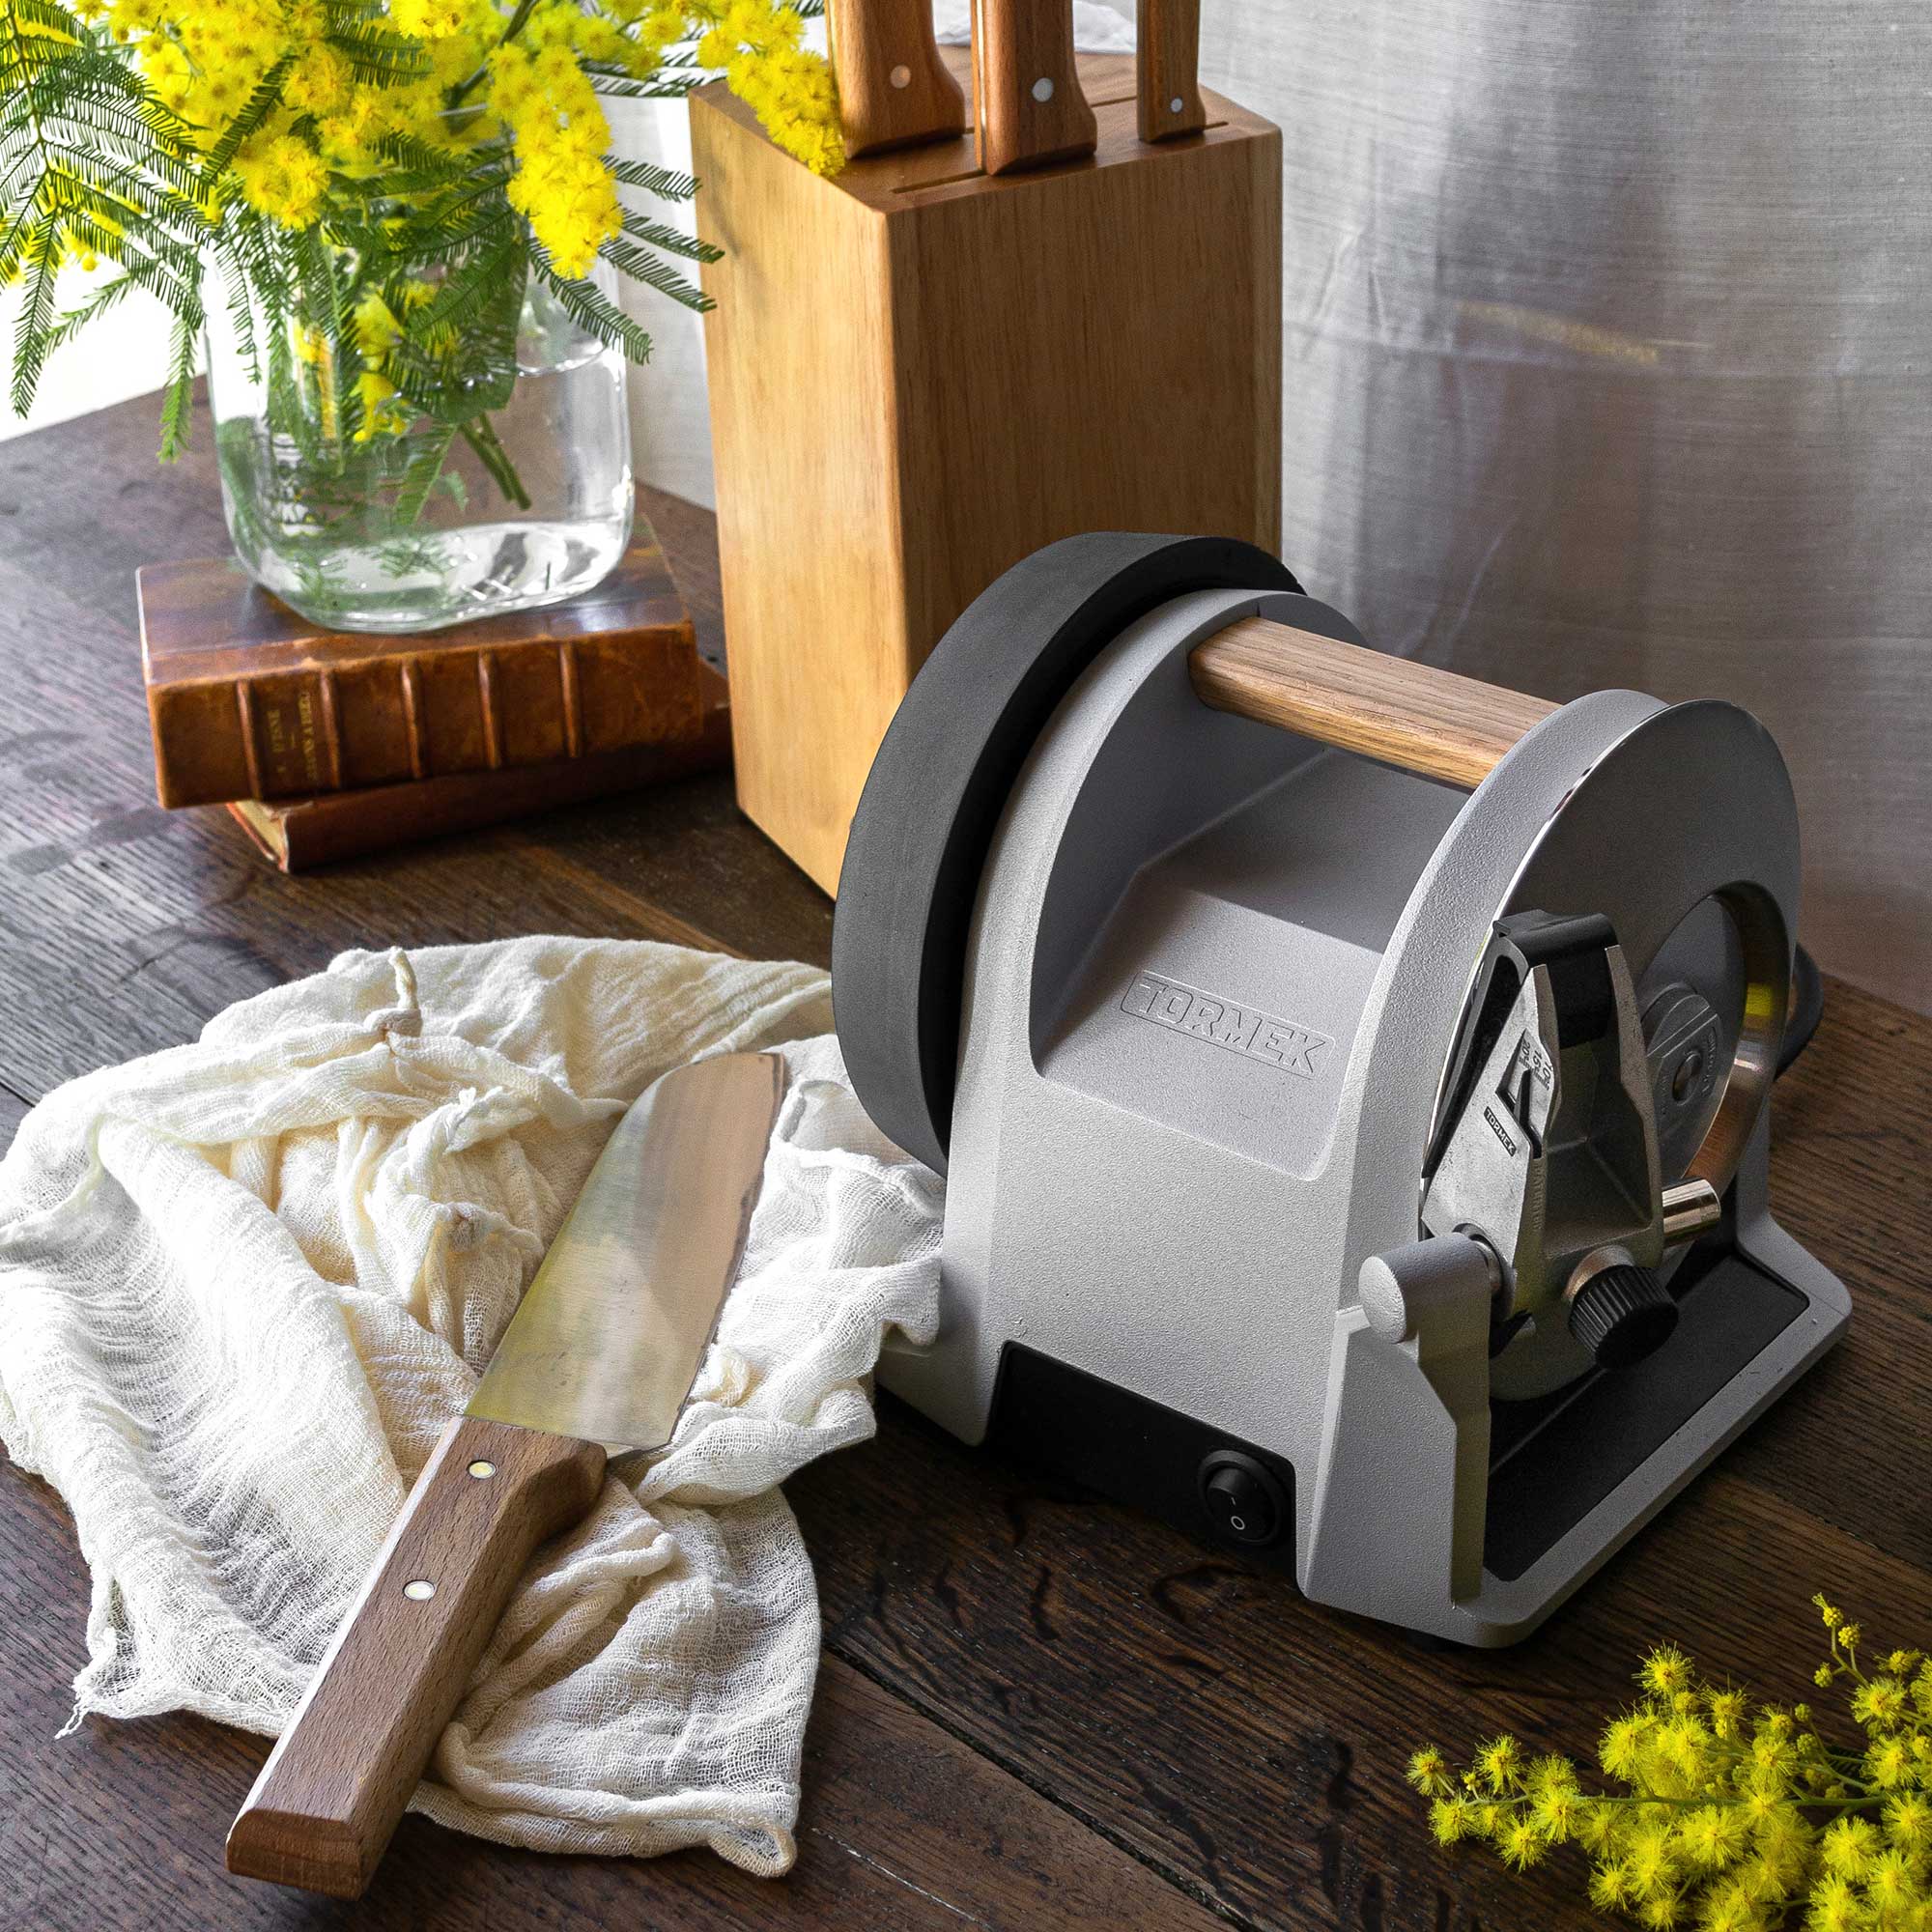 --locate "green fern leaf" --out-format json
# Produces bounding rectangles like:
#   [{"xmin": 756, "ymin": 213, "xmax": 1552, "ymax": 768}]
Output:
[
  {"xmin": 583, "ymin": 68, "xmax": 702, "ymax": 99},
  {"xmin": 196, "ymin": 52, "xmax": 294, "ymax": 183},
  {"xmin": 155, "ymin": 307, "xmax": 198, "ymax": 461},
  {"xmin": 596, "ymin": 234, "xmax": 714, "ymax": 314},
  {"xmin": 9, "ymin": 213, "xmax": 60, "ymax": 416},
  {"xmin": 611, "ymin": 157, "xmax": 700, "ymax": 201},
  {"xmin": 618, "ymin": 212, "xmax": 722, "ymax": 266},
  {"xmin": 390, "ymin": 420, "xmax": 456, "ymax": 524},
  {"xmin": 325, "ymin": 23, "xmax": 433, "ymax": 85},
  {"xmin": 530, "ymin": 245, "xmax": 661, "ymax": 358}
]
